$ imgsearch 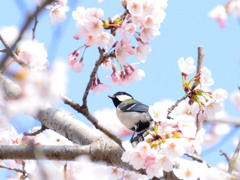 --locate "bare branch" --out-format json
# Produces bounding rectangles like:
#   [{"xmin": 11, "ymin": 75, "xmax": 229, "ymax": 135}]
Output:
[
  {"xmin": 197, "ymin": 46, "xmax": 204, "ymax": 73},
  {"xmin": 21, "ymin": 161, "xmax": 27, "ymax": 179},
  {"xmin": 32, "ymin": 6, "xmax": 39, "ymax": 40},
  {"xmin": 184, "ymin": 152, "xmax": 211, "ymax": 168},
  {"xmin": 167, "ymin": 91, "xmax": 191, "ymax": 118},
  {"xmin": 228, "ymin": 139, "xmax": 240, "ymax": 173},
  {"xmin": 206, "ymin": 117, "xmax": 240, "ymax": 126},
  {"xmin": 220, "ymin": 150, "xmax": 230, "ymax": 163},
  {"xmin": 0, "ymin": 49, "xmax": 7, "ymax": 53},
  {"xmin": 82, "ymin": 48, "xmax": 106, "ymax": 108},
  {"xmin": 0, "ymin": 164, "xmax": 26, "ymax": 174},
  {"xmin": 24, "ymin": 125, "xmax": 47, "ymax": 136},
  {"xmin": 0, "ymin": 35, "xmax": 21, "ymax": 63},
  {"xmin": 196, "ymin": 46, "xmax": 204, "ymax": 132},
  {"xmin": 62, "ymin": 95, "xmax": 123, "ymax": 147}
]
